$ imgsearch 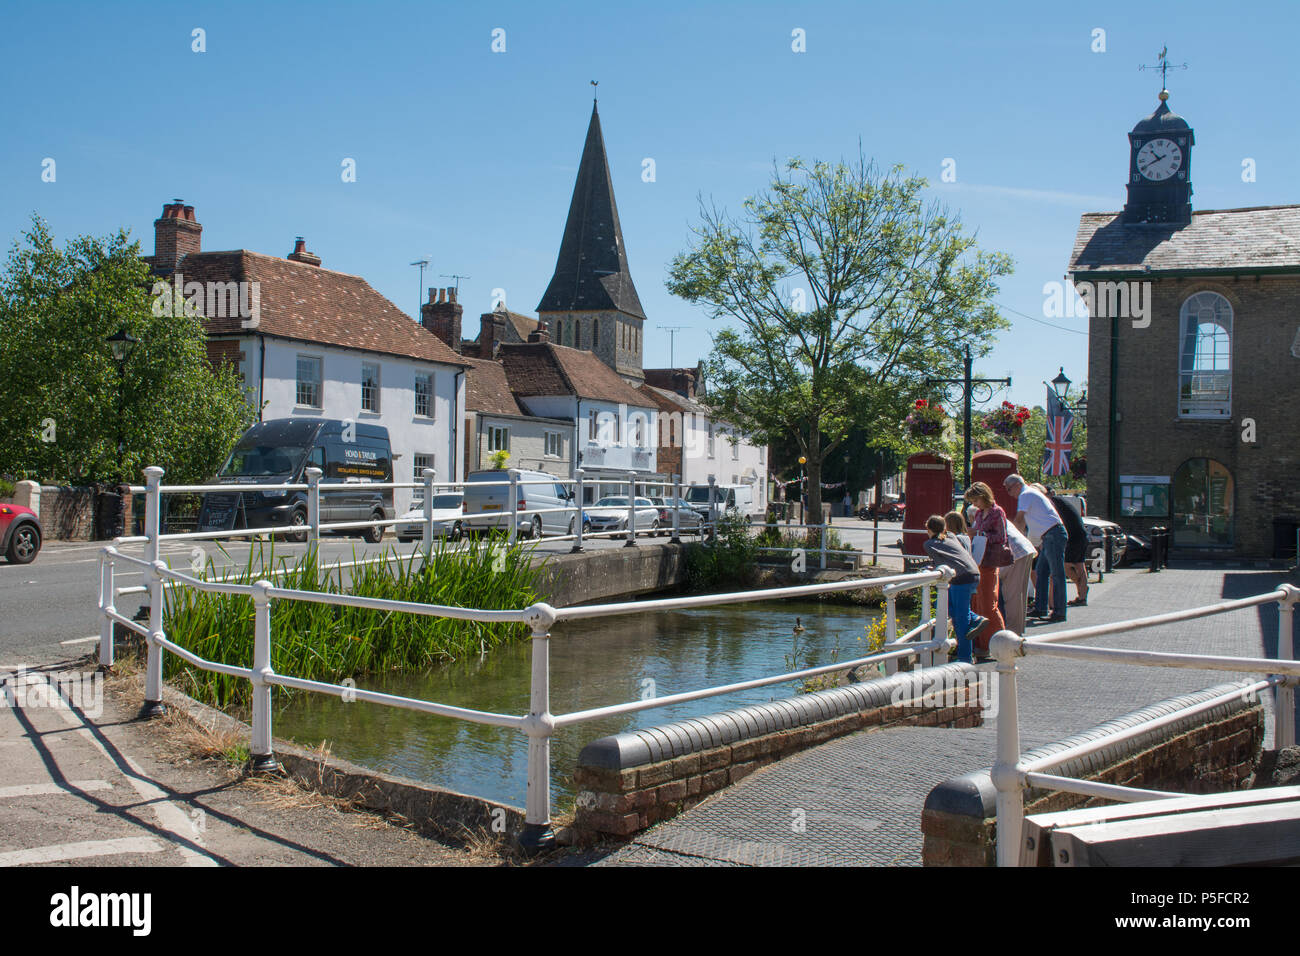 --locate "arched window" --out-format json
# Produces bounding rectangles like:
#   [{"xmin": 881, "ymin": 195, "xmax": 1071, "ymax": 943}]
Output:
[
  {"xmin": 1171, "ymin": 458, "xmax": 1234, "ymax": 549},
  {"xmin": 1178, "ymin": 292, "xmax": 1232, "ymax": 418}
]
